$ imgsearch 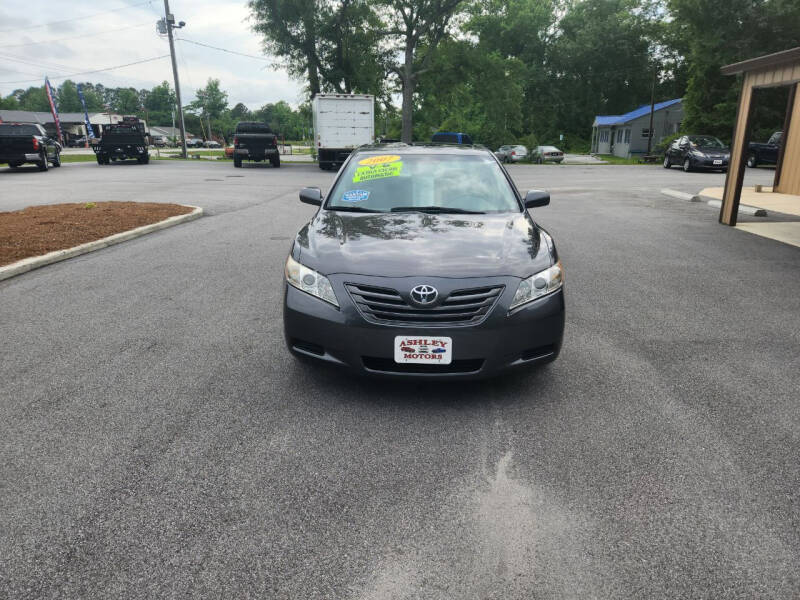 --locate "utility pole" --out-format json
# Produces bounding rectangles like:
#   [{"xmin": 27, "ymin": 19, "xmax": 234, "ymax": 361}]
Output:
[
  {"xmin": 162, "ymin": 0, "xmax": 187, "ymax": 158},
  {"xmin": 646, "ymin": 66, "xmax": 657, "ymax": 156}
]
